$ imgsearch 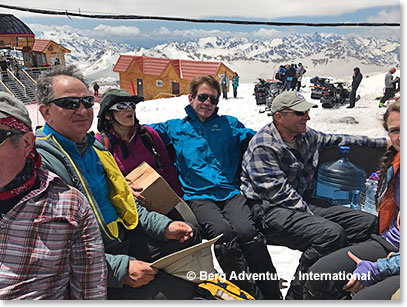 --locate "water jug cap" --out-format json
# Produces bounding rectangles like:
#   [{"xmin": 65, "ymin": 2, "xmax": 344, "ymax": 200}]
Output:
[{"xmin": 339, "ymin": 146, "xmax": 350, "ymax": 152}]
